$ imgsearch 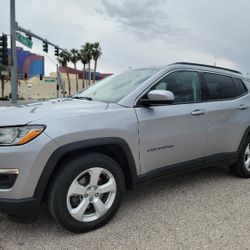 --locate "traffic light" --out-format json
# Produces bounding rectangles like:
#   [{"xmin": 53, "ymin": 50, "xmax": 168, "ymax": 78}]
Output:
[
  {"xmin": 43, "ymin": 42, "xmax": 48, "ymax": 53},
  {"xmin": 24, "ymin": 73, "xmax": 28, "ymax": 80},
  {"xmin": 0, "ymin": 34, "xmax": 8, "ymax": 66},
  {"xmin": 54, "ymin": 47, "xmax": 59, "ymax": 56}
]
